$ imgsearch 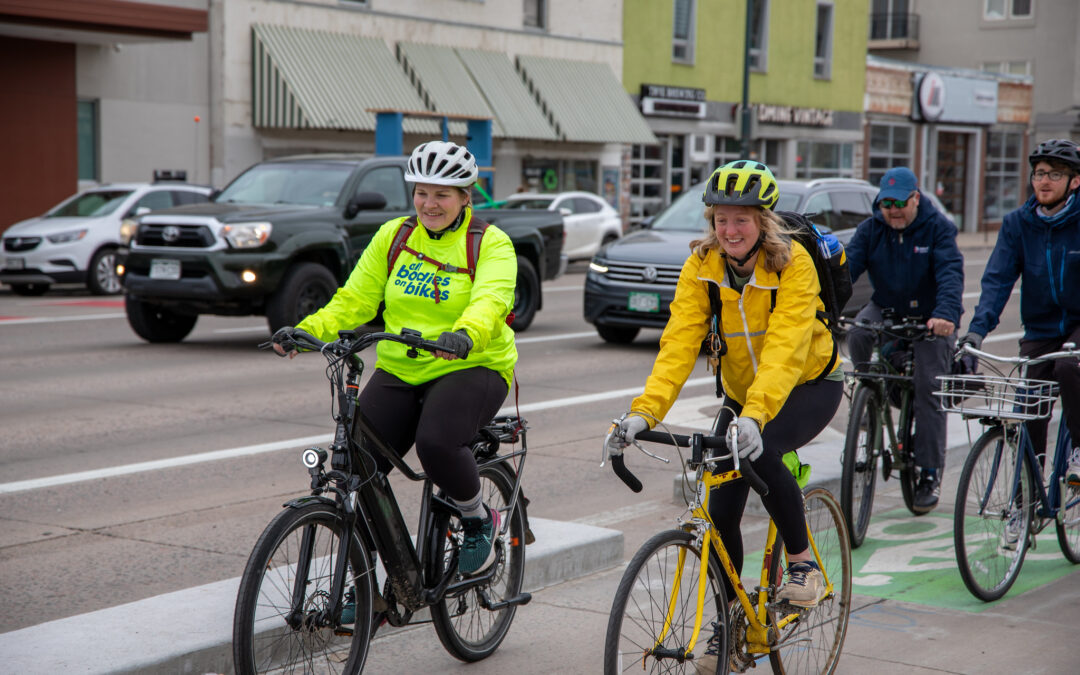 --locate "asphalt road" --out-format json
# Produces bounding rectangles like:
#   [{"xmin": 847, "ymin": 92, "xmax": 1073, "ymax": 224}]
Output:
[{"xmin": 0, "ymin": 247, "xmax": 1035, "ymax": 644}]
